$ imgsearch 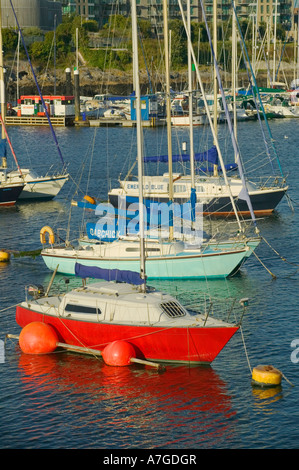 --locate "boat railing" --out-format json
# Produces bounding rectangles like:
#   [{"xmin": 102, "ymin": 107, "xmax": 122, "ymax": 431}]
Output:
[
  {"xmin": 183, "ymin": 294, "xmax": 249, "ymax": 326},
  {"xmin": 247, "ymin": 175, "xmax": 287, "ymax": 189}
]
